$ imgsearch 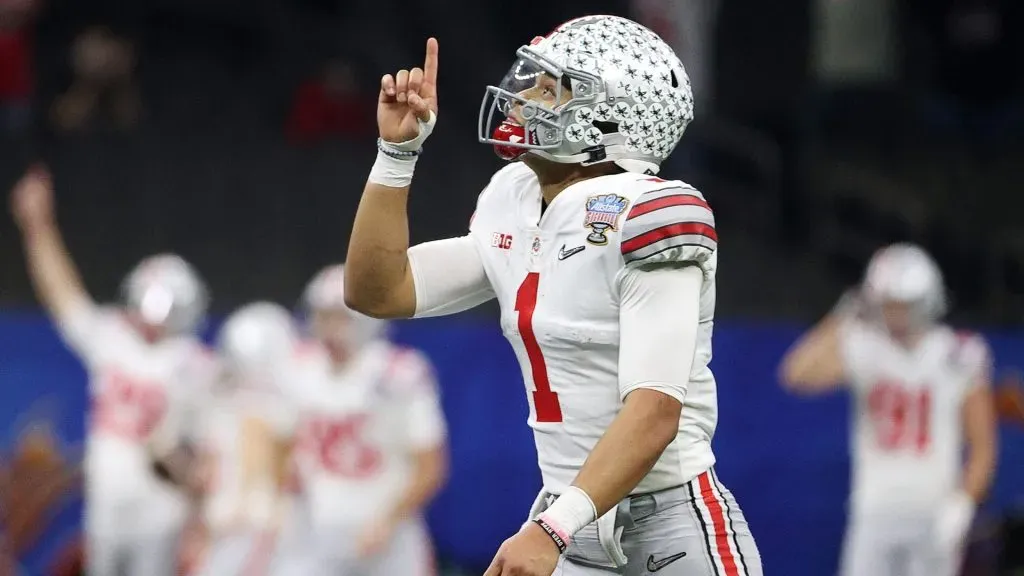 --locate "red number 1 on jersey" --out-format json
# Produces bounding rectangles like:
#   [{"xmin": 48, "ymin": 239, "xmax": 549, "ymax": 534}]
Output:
[{"xmin": 515, "ymin": 272, "xmax": 563, "ymax": 423}]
